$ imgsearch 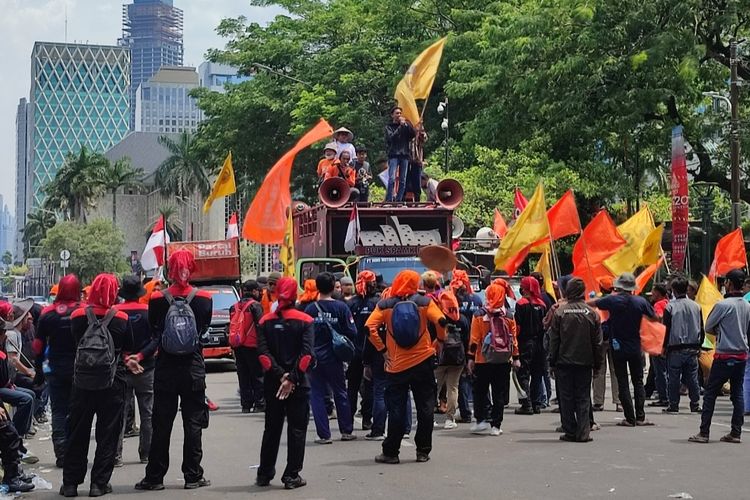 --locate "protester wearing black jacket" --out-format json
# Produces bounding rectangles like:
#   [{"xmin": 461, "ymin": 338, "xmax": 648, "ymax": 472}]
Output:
[
  {"xmin": 346, "ymin": 272, "xmax": 379, "ymax": 429},
  {"xmin": 229, "ymin": 280, "xmax": 265, "ymax": 413},
  {"xmin": 384, "ymin": 106, "xmax": 416, "ymax": 202},
  {"xmin": 256, "ymin": 277, "xmax": 314, "ymax": 490},
  {"xmin": 135, "ymin": 251, "xmax": 213, "ymax": 492}
]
